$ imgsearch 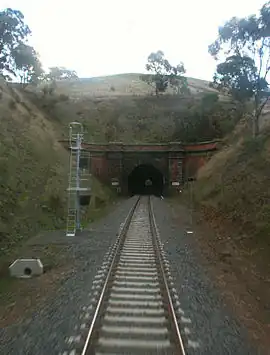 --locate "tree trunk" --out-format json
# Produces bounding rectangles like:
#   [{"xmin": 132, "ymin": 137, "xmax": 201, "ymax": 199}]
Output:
[{"xmin": 252, "ymin": 113, "xmax": 260, "ymax": 137}]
